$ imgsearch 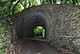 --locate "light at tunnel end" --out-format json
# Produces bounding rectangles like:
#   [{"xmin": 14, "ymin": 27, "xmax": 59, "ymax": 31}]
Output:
[{"xmin": 33, "ymin": 26, "xmax": 45, "ymax": 38}]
